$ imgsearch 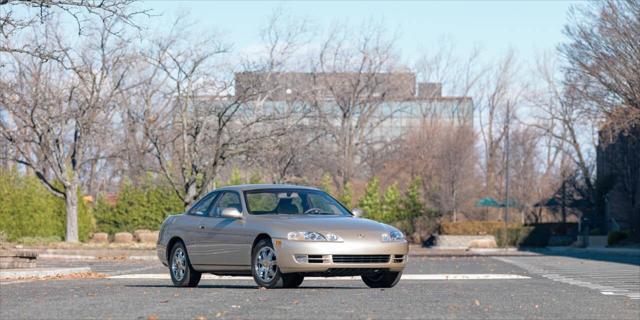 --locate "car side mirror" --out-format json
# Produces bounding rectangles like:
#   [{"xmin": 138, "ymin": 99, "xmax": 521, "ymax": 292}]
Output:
[
  {"xmin": 221, "ymin": 207, "xmax": 243, "ymax": 219},
  {"xmin": 351, "ymin": 208, "xmax": 363, "ymax": 218}
]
